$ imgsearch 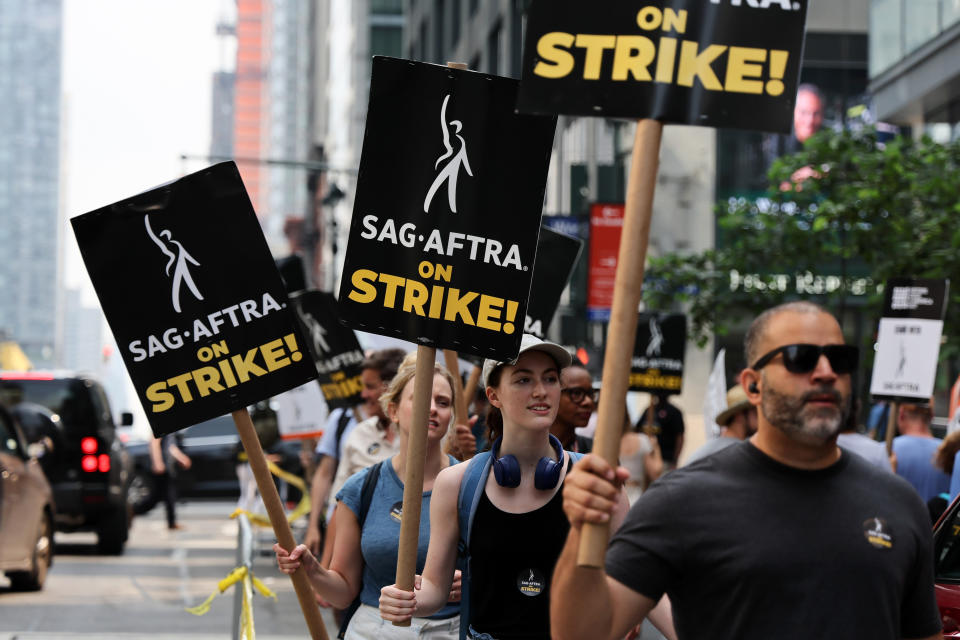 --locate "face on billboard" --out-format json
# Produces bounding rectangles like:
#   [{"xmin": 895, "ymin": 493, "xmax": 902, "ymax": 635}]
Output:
[{"xmin": 793, "ymin": 86, "xmax": 823, "ymax": 143}]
